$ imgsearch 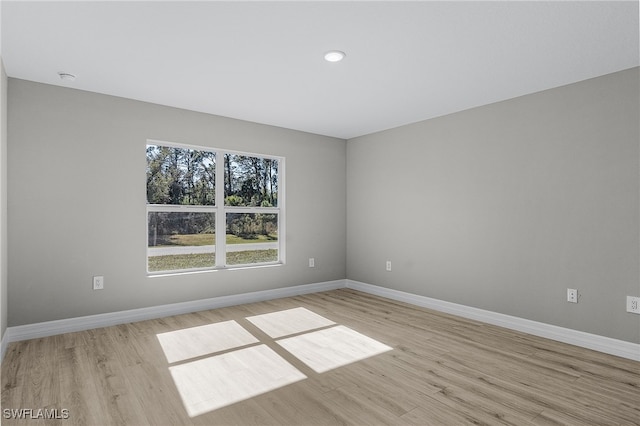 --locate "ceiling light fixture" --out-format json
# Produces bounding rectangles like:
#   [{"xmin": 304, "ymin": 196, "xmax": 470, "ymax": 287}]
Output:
[
  {"xmin": 58, "ymin": 72, "xmax": 76, "ymax": 82},
  {"xmin": 324, "ymin": 50, "xmax": 346, "ymax": 63}
]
